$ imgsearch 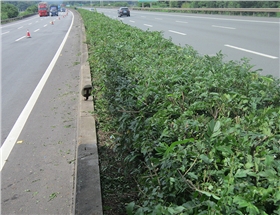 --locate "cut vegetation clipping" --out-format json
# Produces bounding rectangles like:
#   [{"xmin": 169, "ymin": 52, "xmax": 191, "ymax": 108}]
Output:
[{"xmin": 79, "ymin": 9, "xmax": 280, "ymax": 215}]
